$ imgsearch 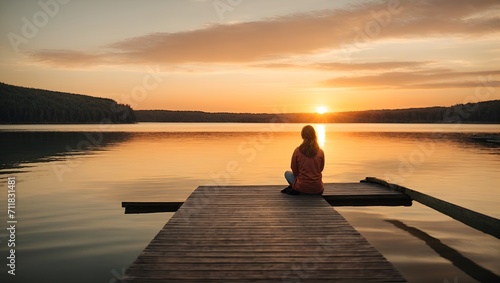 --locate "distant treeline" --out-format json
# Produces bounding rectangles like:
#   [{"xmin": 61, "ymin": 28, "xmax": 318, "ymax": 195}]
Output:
[
  {"xmin": 0, "ymin": 82, "xmax": 135, "ymax": 124},
  {"xmin": 1, "ymin": 82, "xmax": 499, "ymax": 124},
  {"xmin": 136, "ymin": 100, "xmax": 500, "ymax": 123},
  {"xmin": 329, "ymin": 100, "xmax": 500, "ymax": 123},
  {"xmin": 135, "ymin": 110, "xmax": 283, "ymax": 123}
]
